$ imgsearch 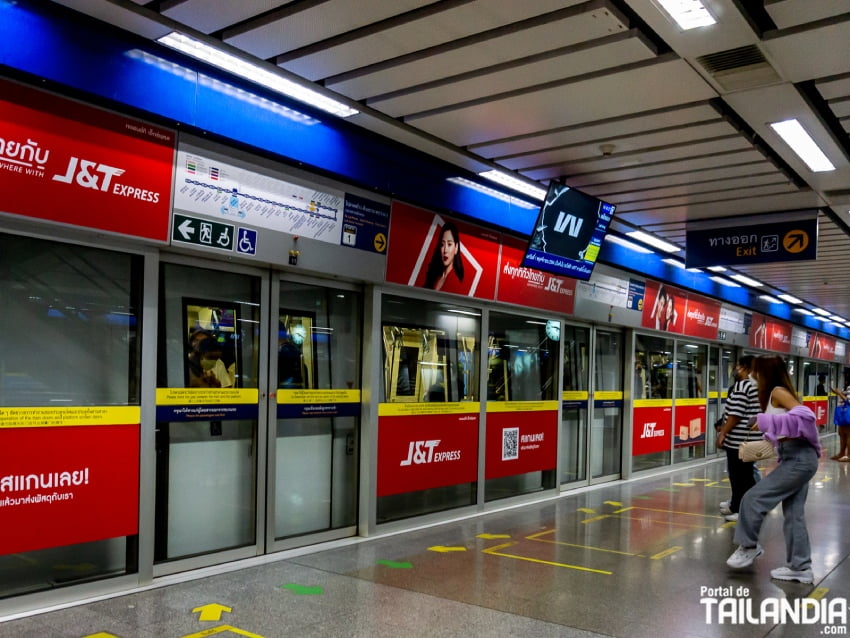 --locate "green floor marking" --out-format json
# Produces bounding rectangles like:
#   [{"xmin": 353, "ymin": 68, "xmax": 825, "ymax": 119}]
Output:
[
  {"xmin": 377, "ymin": 560, "xmax": 413, "ymax": 568},
  {"xmin": 281, "ymin": 583, "xmax": 323, "ymax": 595}
]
